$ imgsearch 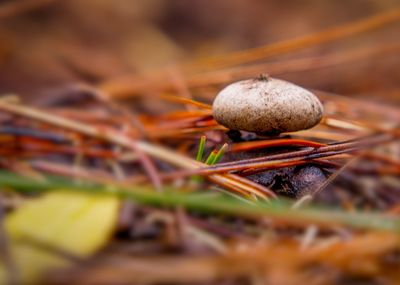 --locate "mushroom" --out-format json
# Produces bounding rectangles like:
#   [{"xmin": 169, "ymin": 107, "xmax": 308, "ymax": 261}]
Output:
[{"xmin": 212, "ymin": 76, "xmax": 324, "ymax": 134}]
